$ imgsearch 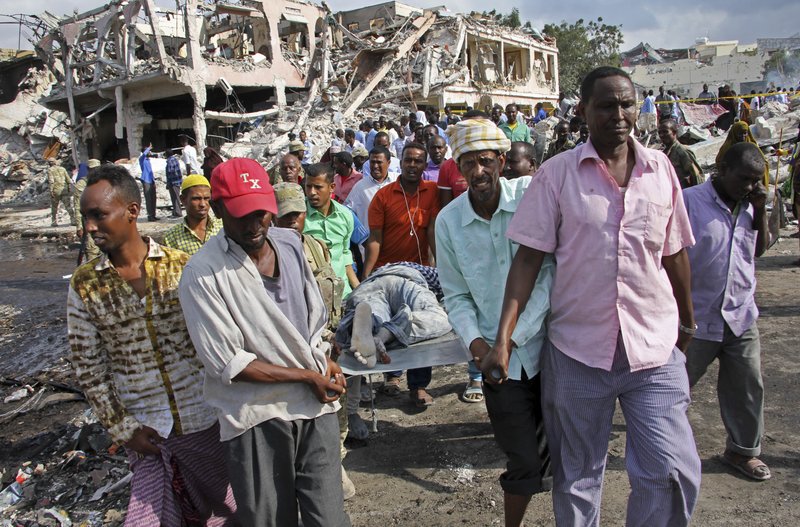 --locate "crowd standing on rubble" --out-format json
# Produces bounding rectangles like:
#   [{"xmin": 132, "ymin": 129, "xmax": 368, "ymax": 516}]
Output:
[{"xmin": 2, "ymin": 54, "xmax": 800, "ymax": 525}]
